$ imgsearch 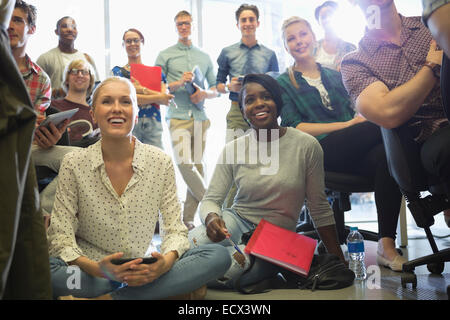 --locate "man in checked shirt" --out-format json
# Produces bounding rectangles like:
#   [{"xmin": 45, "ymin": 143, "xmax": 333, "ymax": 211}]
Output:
[
  {"xmin": 341, "ymin": 0, "xmax": 450, "ymax": 232},
  {"xmin": 8, "ymin": 0, "xmax": 77, "ymax": 227},
  {"xmin": 8, "ymin": 0, "xmax": 69, "ymax": 151}
]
